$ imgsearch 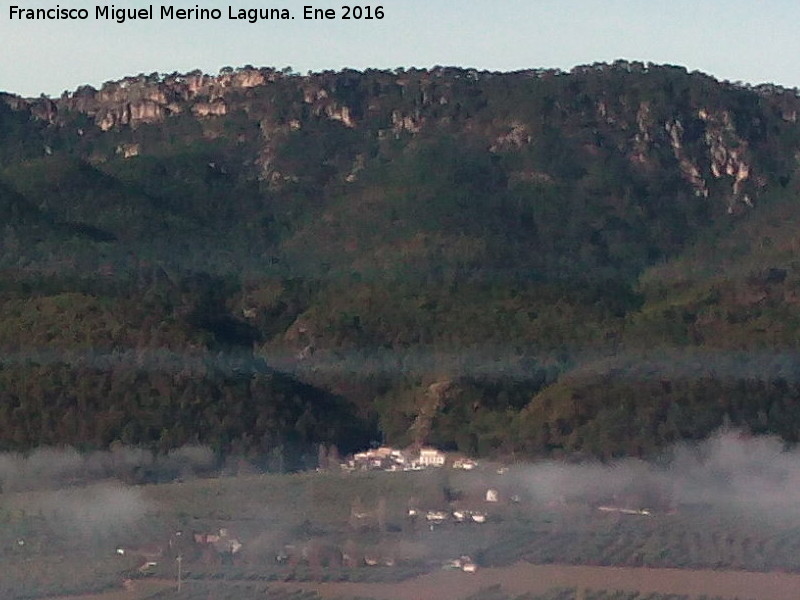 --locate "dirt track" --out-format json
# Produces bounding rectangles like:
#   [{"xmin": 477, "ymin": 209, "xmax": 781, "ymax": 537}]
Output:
[{"xmin": 272, "ymin": 562, "xmax": 800, "ymax": 600}]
